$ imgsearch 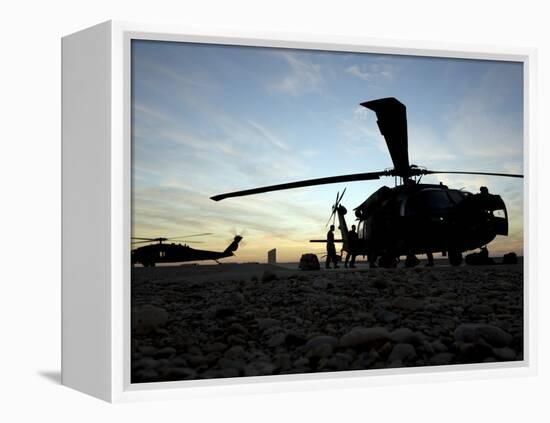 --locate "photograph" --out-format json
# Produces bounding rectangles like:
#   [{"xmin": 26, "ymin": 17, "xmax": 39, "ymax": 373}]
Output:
[{"xmin": 130, "ymin": 39, "xmax": 524, "ymax": 383}]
